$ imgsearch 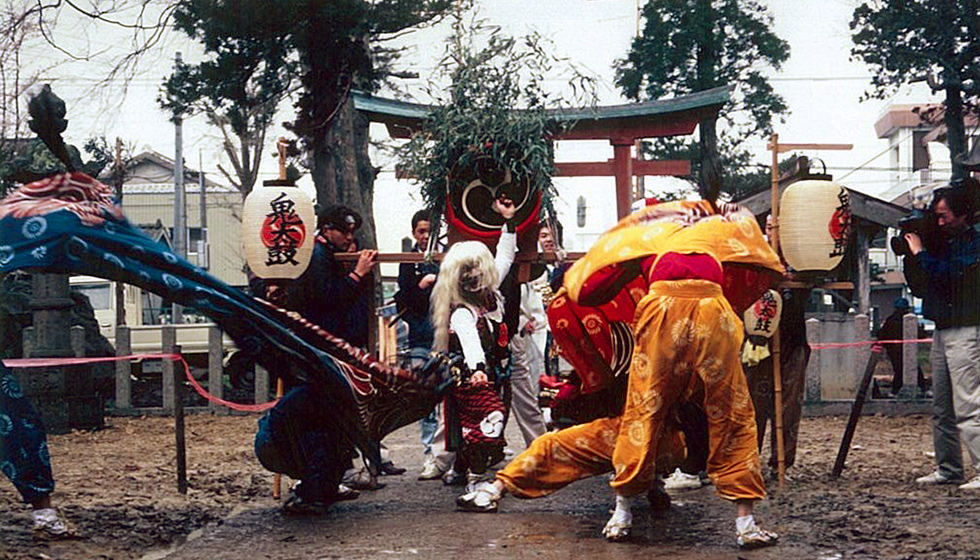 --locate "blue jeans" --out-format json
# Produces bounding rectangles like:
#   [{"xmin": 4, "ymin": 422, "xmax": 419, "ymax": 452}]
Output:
[
  {"xmin": 0, "ymin": 365, "xmax": 54, "ymax": 504},
  {"xmin": 406, "ymin": 347, "xmax": 439, "ymax": 455}
]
